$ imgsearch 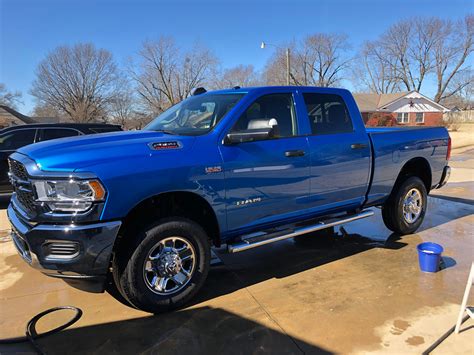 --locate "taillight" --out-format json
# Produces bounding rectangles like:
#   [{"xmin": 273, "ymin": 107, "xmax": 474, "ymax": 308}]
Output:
[{"xmin": 446, "ymin": 136, "xmax": 451, "ymax": 161}]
